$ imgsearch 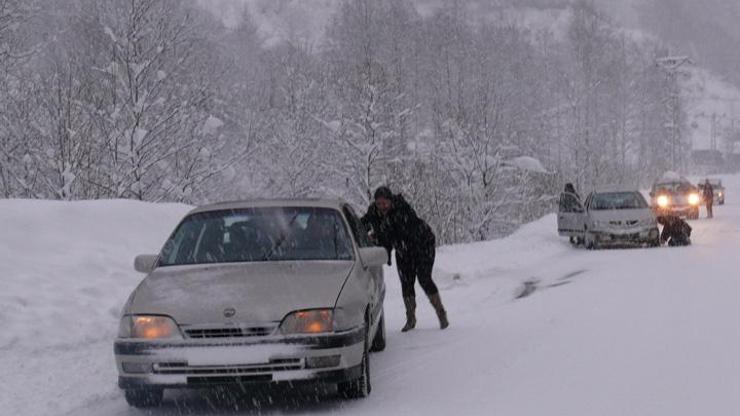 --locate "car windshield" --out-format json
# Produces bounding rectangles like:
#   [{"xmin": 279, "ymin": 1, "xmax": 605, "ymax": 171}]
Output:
[
  {"xmin": 655, "ymin": 182, "xmax": 693, "ymax": 194},
  {"xmin": 159, "ymin": 207, "xmax": 354, "ymax": 266},
  {"xmin": 590, "ymin": 192, "xmax": 648, "ymax": 210}
]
